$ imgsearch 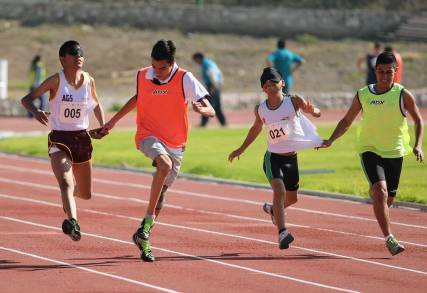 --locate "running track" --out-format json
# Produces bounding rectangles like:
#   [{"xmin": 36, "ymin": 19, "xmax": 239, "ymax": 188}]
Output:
[{"xmin": 1, "ymin": 153, "xmax": 427, "ymax": 292}]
